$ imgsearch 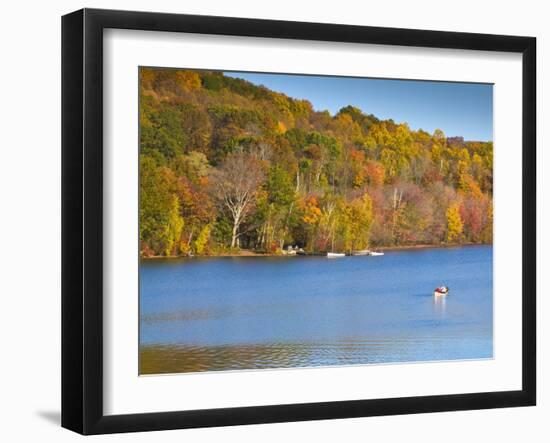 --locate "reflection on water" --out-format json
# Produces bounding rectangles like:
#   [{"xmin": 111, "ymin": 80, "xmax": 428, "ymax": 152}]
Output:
[
  {"xmin": 433, "ymin": 295, "xmax": 447, "ymax": 320},
  {"xmin": 140, "ymin": 336, "xmax": 489, "ymax": 374},
  {"xmin": 140, "ymin": 246, "xmax": 493, "ymax": 374}
]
